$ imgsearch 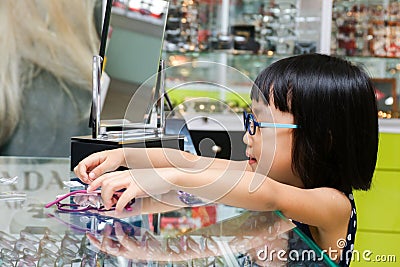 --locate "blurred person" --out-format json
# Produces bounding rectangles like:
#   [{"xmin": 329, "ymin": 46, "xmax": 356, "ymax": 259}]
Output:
[{"xmin": 0, "ymin": 0, "xmax": 100, "ymax": 156}]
